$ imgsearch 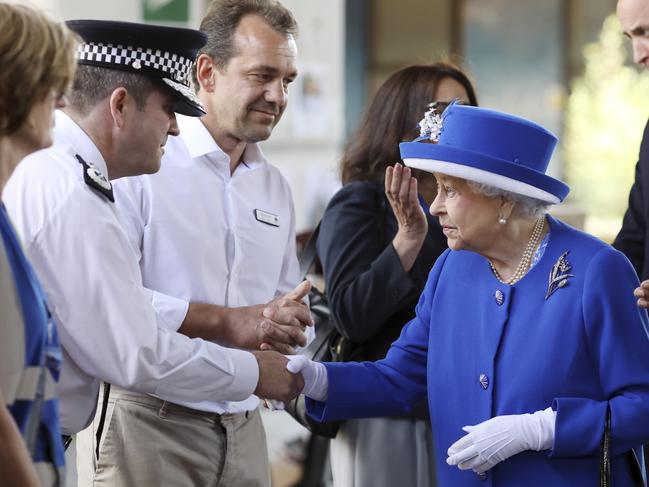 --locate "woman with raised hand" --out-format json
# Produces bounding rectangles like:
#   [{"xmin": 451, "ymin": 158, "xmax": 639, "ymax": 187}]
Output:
[
  {"xmin": 316, "ymin": 63, "xmax": 477, "ymax": 487},
  {"xmin": 0, "ymin": 4, "xmax": 77, "ymax": 485},
  {"xmin": 290, "ymin": 103, "xmax": 649, "ymax": 486}
]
